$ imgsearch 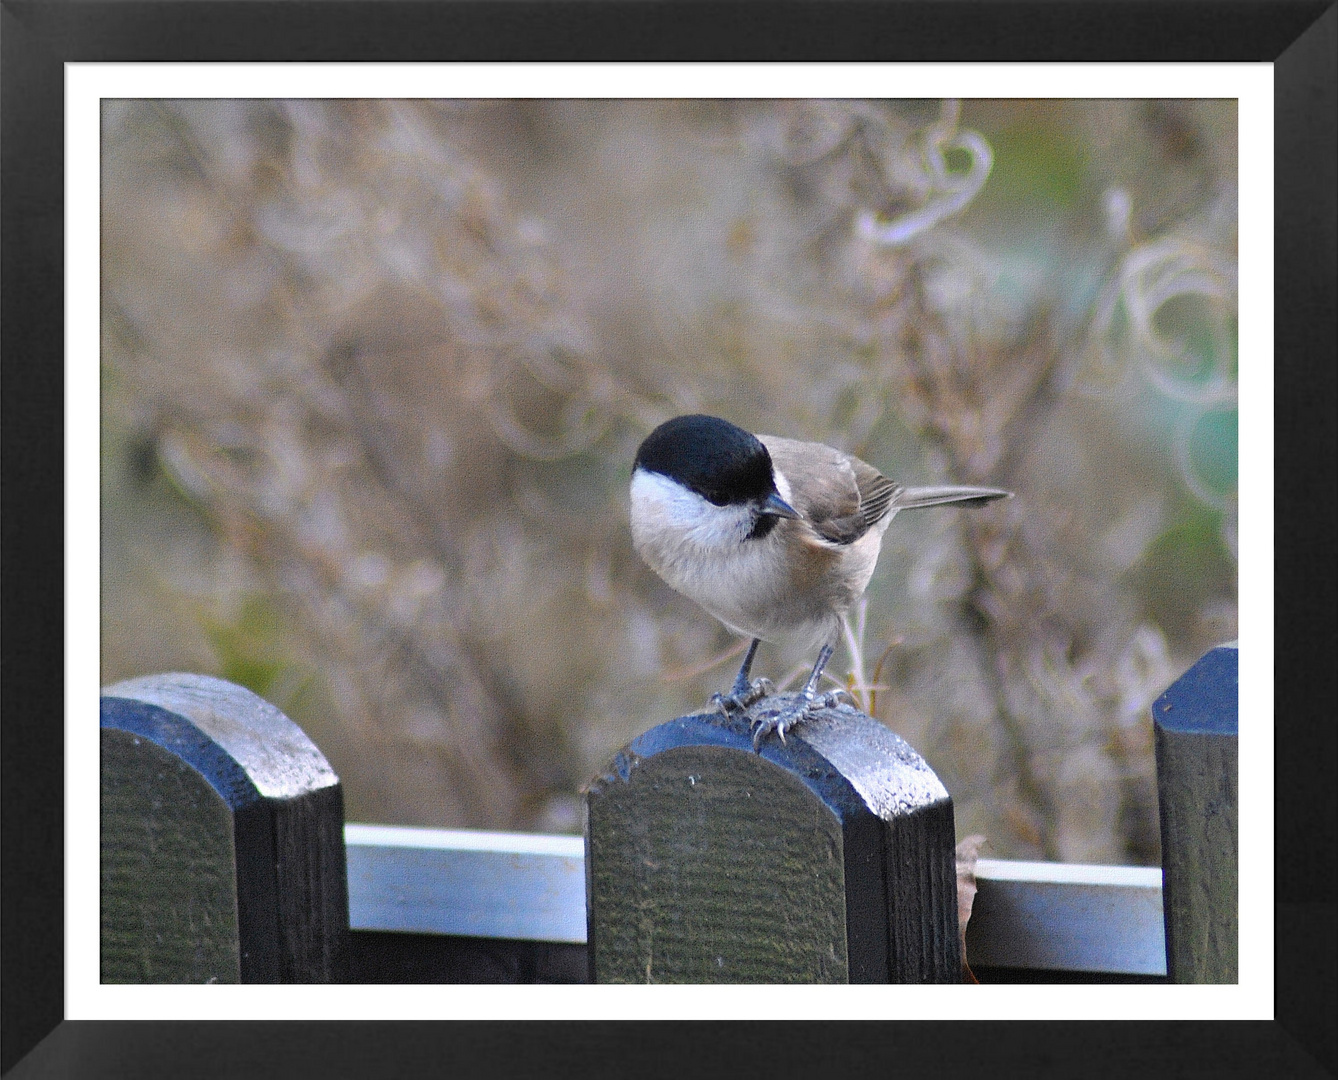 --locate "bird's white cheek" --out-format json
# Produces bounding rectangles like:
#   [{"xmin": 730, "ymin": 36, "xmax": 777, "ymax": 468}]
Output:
[{"xmin": 630, "ymin": 470, "xmax": 754, "ymax": 554}]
